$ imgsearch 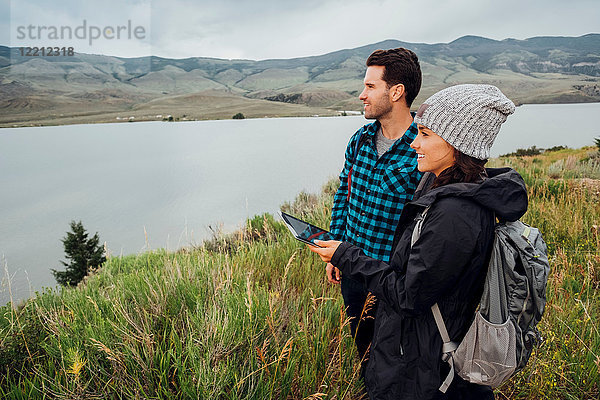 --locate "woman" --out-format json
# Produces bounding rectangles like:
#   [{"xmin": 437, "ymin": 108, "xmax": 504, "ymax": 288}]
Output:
[{"xmin": 309, "ymin": 84, "xmax": 528, "ymax": 399}]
